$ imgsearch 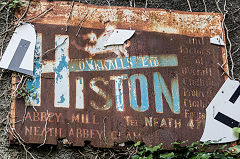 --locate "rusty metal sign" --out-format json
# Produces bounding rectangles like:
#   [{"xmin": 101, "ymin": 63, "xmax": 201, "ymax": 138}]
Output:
[{"xmin": 10, "ymin": 1, "xmax": 227, "ymax": 148}]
